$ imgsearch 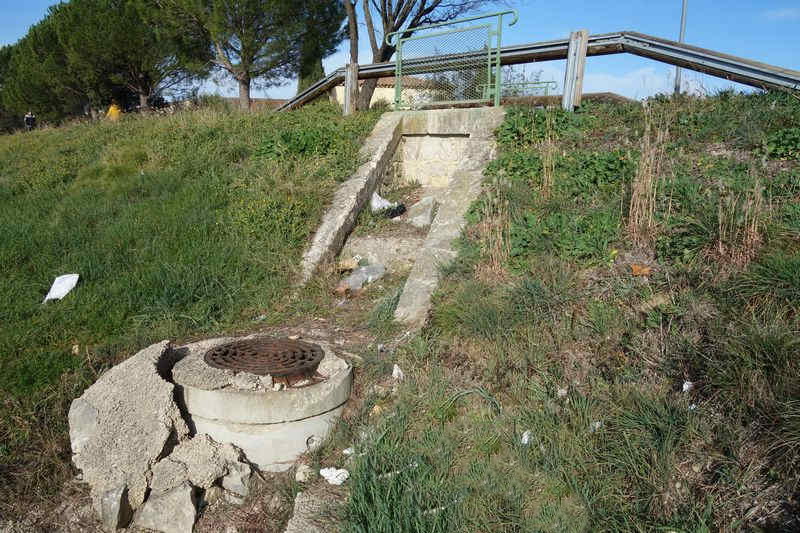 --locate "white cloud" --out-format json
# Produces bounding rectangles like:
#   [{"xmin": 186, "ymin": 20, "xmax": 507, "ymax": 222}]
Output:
[{"xmin": 764, "ymin": 8, "xmax": 800, "ymax": 20}]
